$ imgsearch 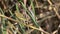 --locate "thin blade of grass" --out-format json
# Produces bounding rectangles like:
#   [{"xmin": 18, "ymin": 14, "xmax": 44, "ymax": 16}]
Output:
[
  {"xmin": 30, "ymin": 0, "xmax": 35, "ymax": 15},
  {"xmin": 9, "ymin": 10, "xmax": 14, "ymax": 17},
  {"xmin": 20, "ymin": 1, "xmax": 39, "ymax": 28},
  {"xmin": 0, "ymin": 8, "xmax": 6, "ymax": 34}
]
